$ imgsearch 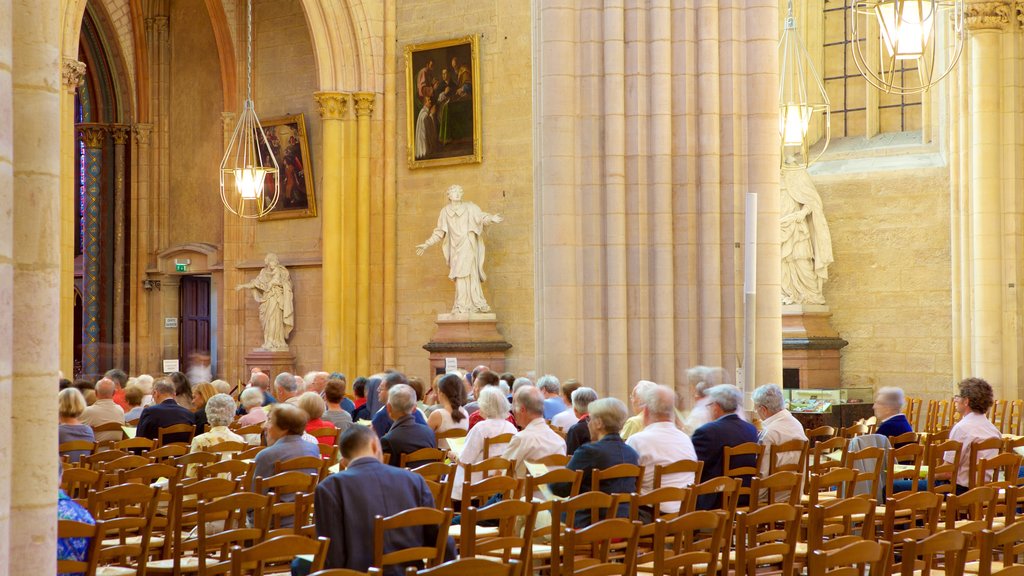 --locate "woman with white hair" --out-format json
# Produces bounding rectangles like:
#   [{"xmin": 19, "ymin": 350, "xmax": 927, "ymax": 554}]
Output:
[
  {"xmin": 873, "ymin": 386, "xmax": 913, "ymax": 440},
  {"xmin": 186, "ymin": 393, "xmax": 245, "ymax": 477},
  {"xmin": 449, "ymin": 386, "xmax": 517, "ymax": 507},
  {"xmin": 134, "ymin": 374, "xmax": 155, "ymax": 406}
]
